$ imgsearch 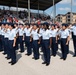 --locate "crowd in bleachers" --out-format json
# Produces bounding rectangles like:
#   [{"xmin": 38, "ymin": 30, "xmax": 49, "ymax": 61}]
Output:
[{"xmin": 0, "ymin": 8, "xmax": 51, "ymax": 24}]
